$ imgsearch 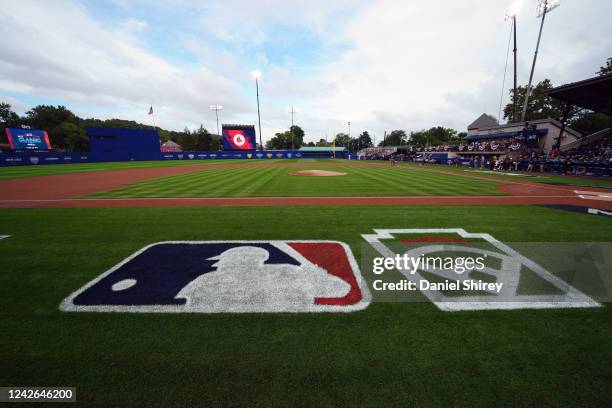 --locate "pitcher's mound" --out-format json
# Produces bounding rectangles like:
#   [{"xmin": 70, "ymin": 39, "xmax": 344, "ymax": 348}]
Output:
[{"xmin": 291, "ymin": 170, "xmax": 347, "ymax": 177}]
